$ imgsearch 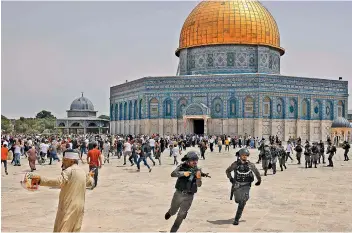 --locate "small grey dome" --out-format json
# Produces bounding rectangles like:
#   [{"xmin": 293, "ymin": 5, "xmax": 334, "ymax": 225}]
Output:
[
  {"xmin": 70, "ymin": 95, "xmax": 94, "ymax": 111},
  {"xmin": 331, "ymin": 117, "xmax": 351, "ymax": 128}
]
